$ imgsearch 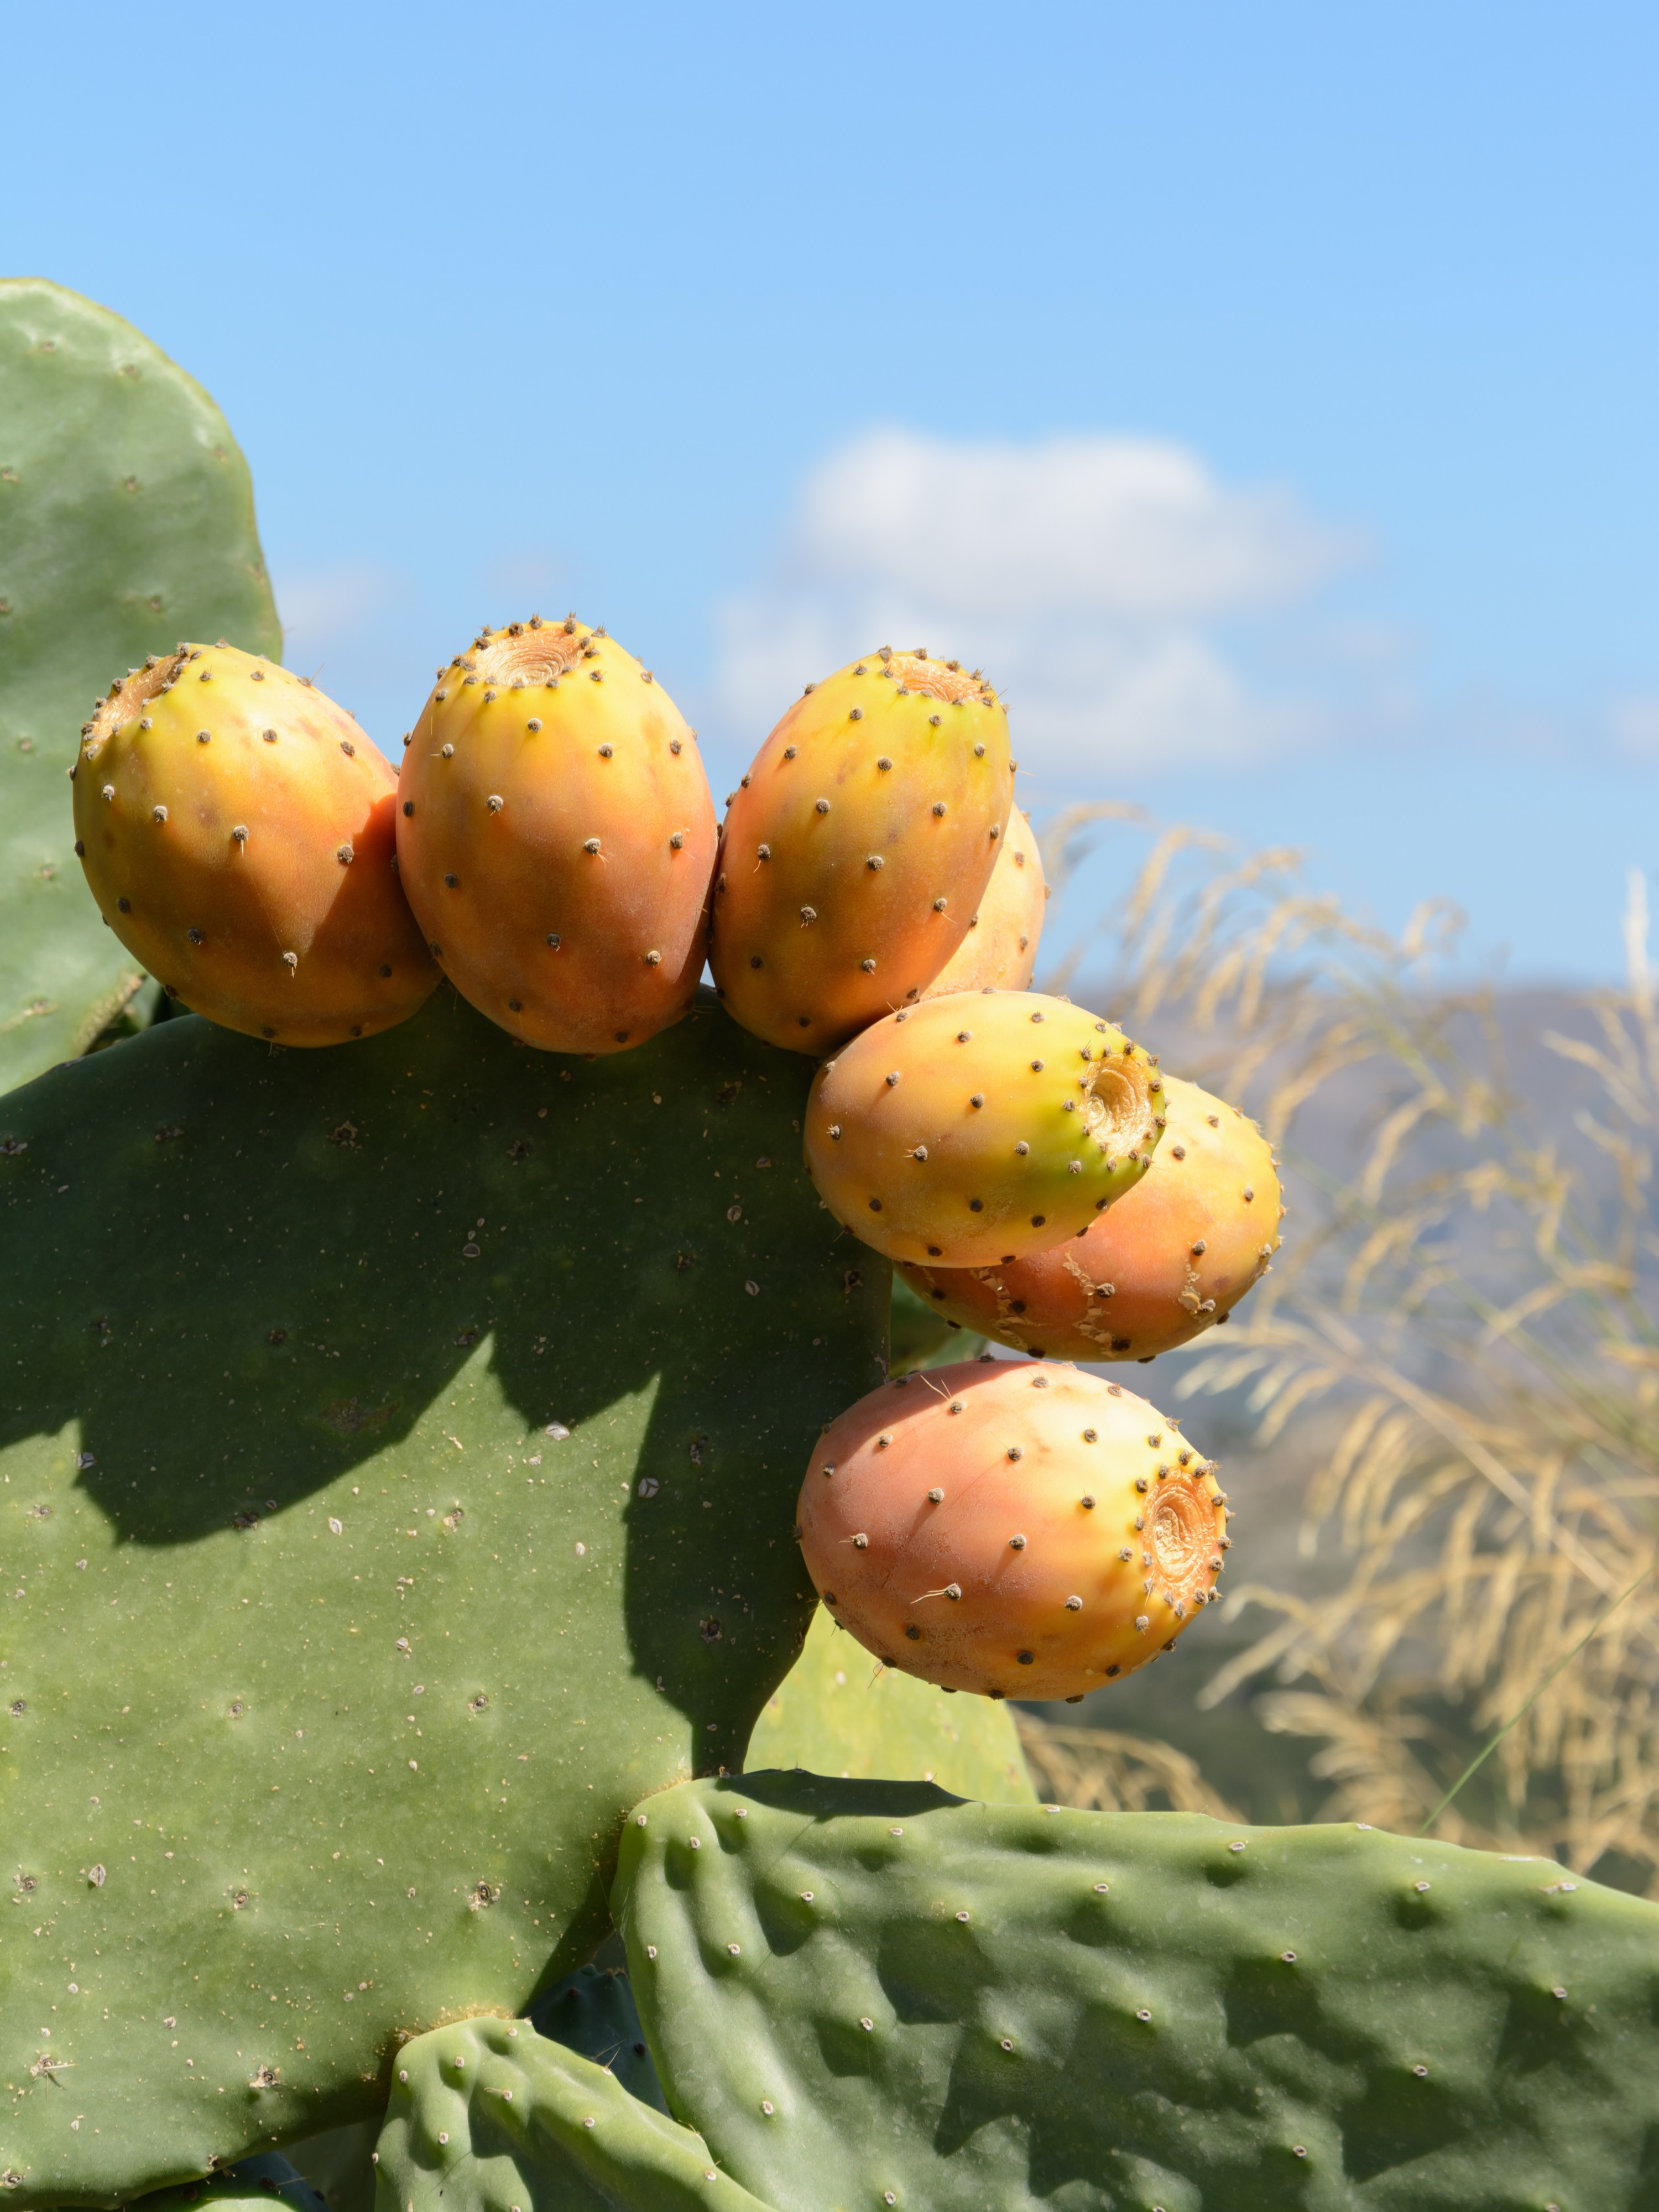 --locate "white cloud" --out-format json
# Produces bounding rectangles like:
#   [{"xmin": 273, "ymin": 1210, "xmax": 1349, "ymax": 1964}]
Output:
[
  {"xmin": 718, "ymin": 429, "xmax": 1358, "ymax": 781},
  {"xmin": 1612, "ymin": 696, "xmax": 1659, "ymax": 761}
]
